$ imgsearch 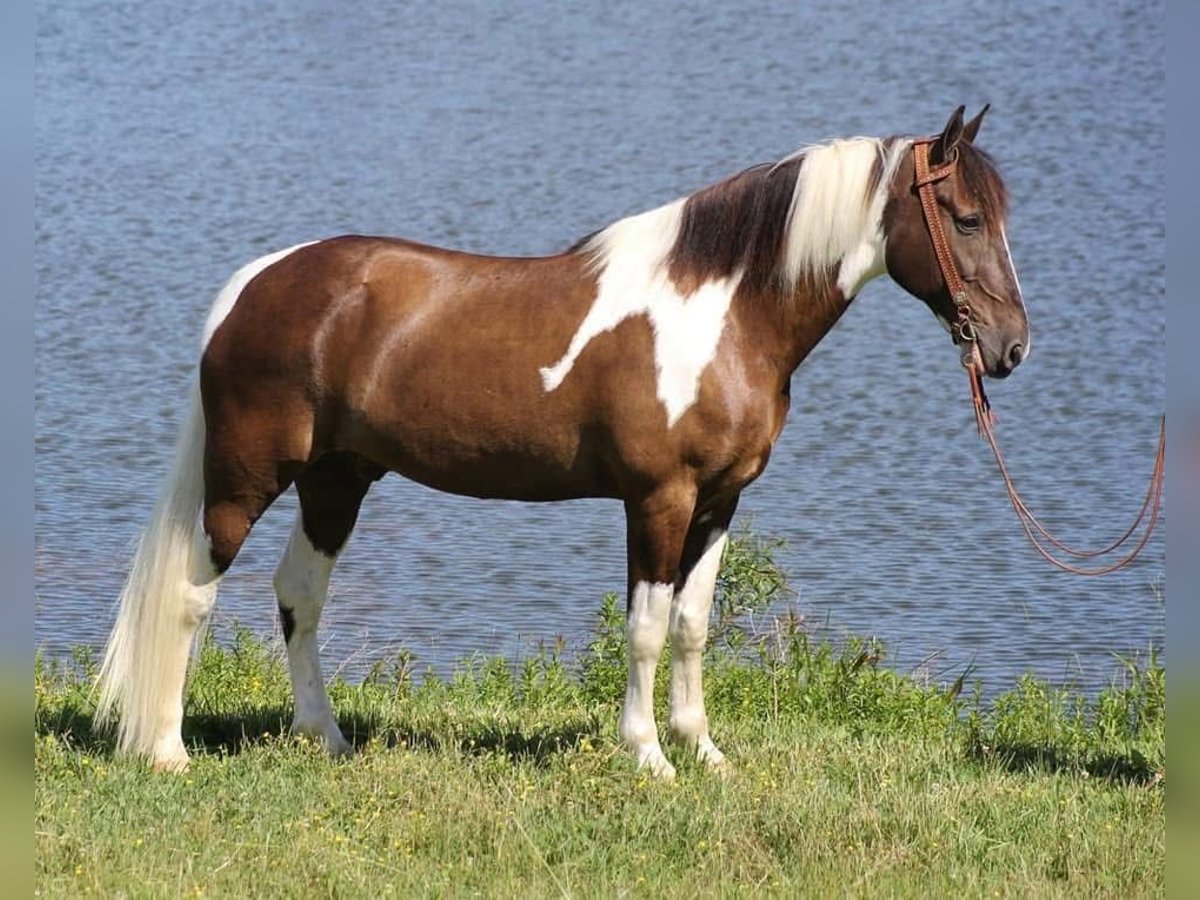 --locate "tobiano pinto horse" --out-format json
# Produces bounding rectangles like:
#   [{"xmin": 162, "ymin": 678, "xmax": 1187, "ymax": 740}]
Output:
[{"xmin": 97, "ymin": 105, "xmax": 1028, "ymax": 777}]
